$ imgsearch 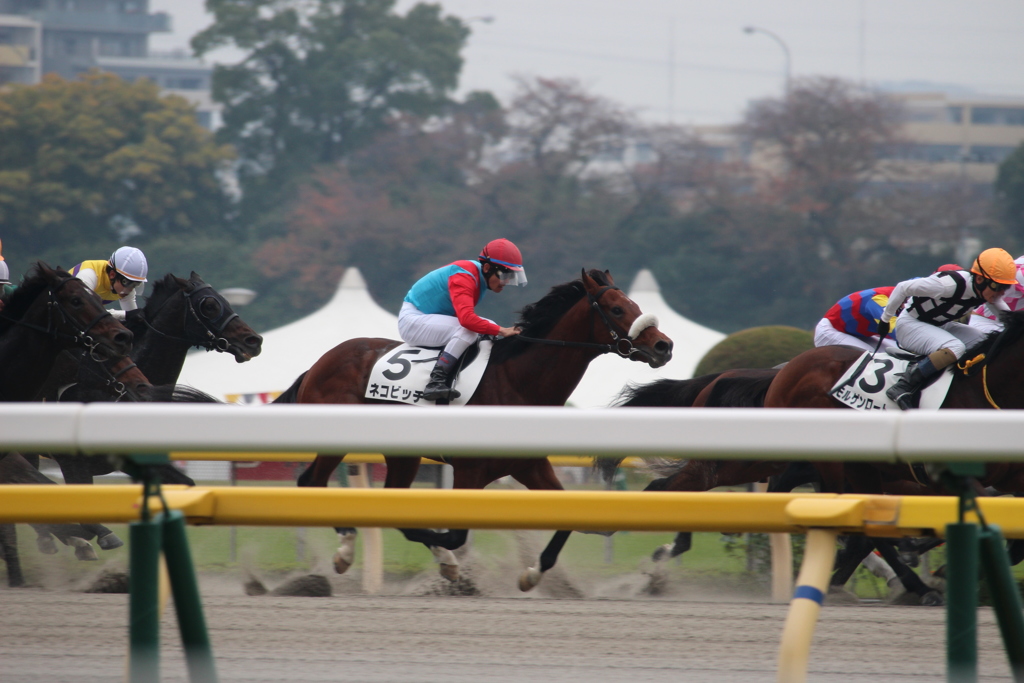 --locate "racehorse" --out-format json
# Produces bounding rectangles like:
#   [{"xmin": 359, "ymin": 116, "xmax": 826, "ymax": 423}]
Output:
[
  {"xmin": 287, "ymin": 269, "xmax": 673, "ymax": 586},
  {"xmin": 0, "ymin": 262, "xmax": 133, "ymax": 401},
  {"xmin": 41, "ymin": 272, "xmax": 263, "ymax": 487},
  {"xmin": 763, "ymin": 317, "xmax": 1024, "ymax": 495}
]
